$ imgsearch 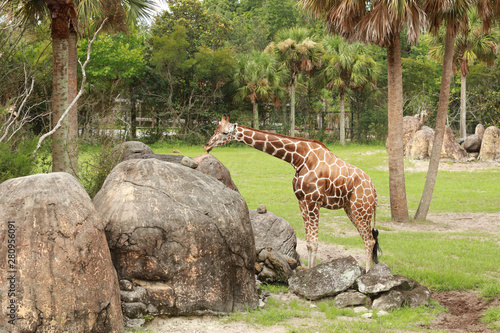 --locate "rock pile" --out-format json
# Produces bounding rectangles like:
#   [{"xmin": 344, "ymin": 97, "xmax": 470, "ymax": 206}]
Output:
[
  {"xmin": 289, "ymin": 257, "xmax": 430, "ymax": 311},
  {"xmin": 93, "ymin": 158, "xmax": 258, "ymax": 327},
  {"xmin": 404, "ymin": 125, "xmax": 467, "ymax": 161},
  {"xmin": 249, "ymin": 207, "xmax": 300, "ymax": 284},
  {"xmin": 113, "ymin": 141, "xmax": 238, "ymax": 190}
]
